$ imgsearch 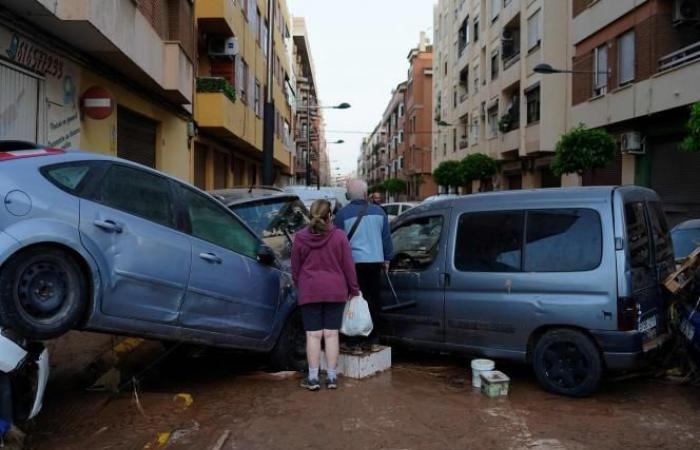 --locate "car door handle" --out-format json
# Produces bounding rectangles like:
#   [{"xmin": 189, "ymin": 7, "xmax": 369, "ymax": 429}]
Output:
[
  {"xmin": 93, "ymin": 219, "xmax": 123, "ymax": 233},
  {"xmin": 199, "ymin": 252, "xmax": 222, "ymax": 264}
]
